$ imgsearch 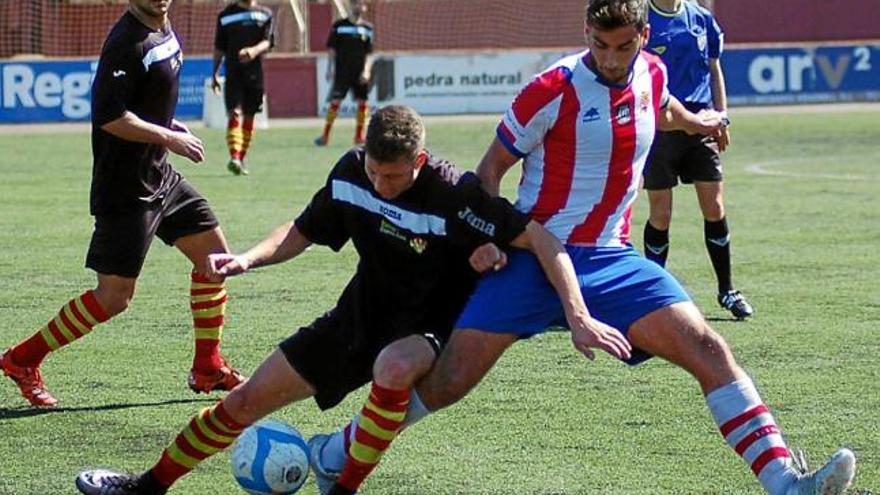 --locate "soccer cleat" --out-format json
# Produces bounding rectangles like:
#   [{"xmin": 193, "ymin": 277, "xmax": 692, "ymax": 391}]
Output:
[
  {"xmin": 227, "ymin": 158, "xmax": 243, "ymax": 176},
  {"xmin": 787, "ymin": 448, "xmax": 856, "ymax": 495},
  {"xmin": 239, "ymin": 160, "xmax": 249, "ymax": 176},
  {"xmin": 308, "ymin": 433, "xmax": 356, "ymax": 495},
  {"xmin": 718, "ymin": 289, "xmax": 754, "ymax": 320},
  {"xmin": 75, "ymin": 469, "xmax": 166, "ymax": 495},
  {"xmin": 314, "ymin": 136, "xmax": 328, "ymax": 147},
  {"xmin": 0, "ymin": 348, "xmax": 58, "ymax": 407},
  {"xmin": 187, "ymin": 360, "xmax": 245, "ymax": 394}
]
